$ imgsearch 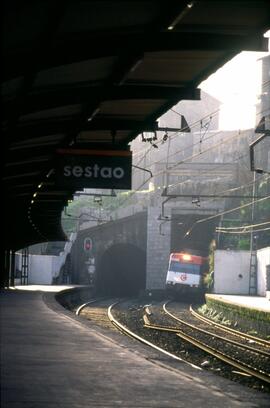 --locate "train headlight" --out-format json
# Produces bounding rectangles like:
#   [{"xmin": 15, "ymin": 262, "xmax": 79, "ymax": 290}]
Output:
[{"xmin": 182, "ymin": 254, "xmax": 192, "ymax": 261}]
